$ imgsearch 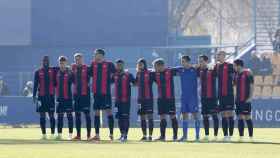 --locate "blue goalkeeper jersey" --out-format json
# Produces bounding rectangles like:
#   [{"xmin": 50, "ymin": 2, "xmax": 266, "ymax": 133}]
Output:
[{"xmin": 175, "ymin": 66, "xmax": 199, "ymax": 104}]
